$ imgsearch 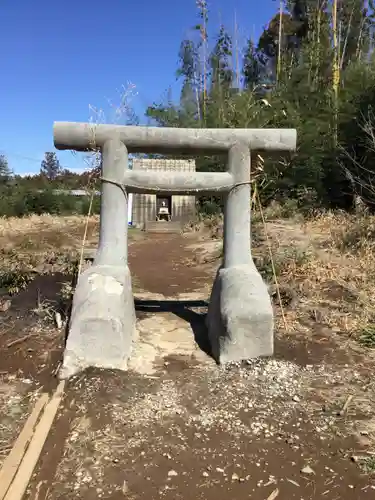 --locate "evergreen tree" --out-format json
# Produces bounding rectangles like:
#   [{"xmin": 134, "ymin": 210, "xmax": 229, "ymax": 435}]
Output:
[
  {"xmin": 338, "ymin": 0, "xmax": 374, "ymax": 69},
  {"xmin": 242, "ymin": 39, "xmax": 264, "ymax": 89},
  {"xmin": 176, "ymin": 39, "xmax": 201, "ymax": 123},
  {"xmin": 145, "ymin": 3, "xmax": 375, "ymax": 210},
  {"xmin": 0, "ymin": 154, "xmax": 11, "ymax": 177},
  {"xmin": 40, "ymin": 152, "xmax": 61, "ymax": 180},
  {"xmin": 0, "ymin": 154, "xmax": 12, "ymax": 186},
  {"xmin": 177, "ymin": 39, "xmax": 199, "ymax": 83},
  {"xmin": 210, "ymin": 25, "xmax": 233, "ymax": 90}
]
